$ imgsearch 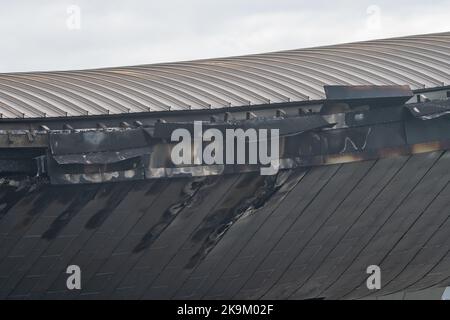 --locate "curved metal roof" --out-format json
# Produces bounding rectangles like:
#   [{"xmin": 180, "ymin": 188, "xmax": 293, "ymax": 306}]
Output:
[{"xmin": 0, "ymin": 32, "xmax": 449, "ymax": 118}]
